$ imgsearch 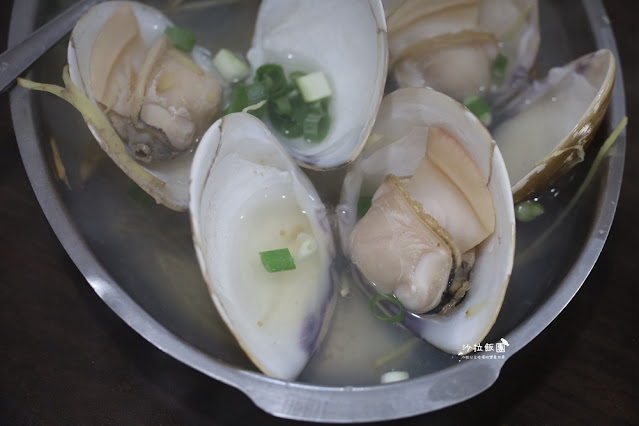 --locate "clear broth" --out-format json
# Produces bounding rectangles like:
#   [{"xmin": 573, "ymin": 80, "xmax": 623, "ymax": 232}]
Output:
[{"xmin": 33, "ymin": 0, "xmax": 602, "ymax": 386}]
